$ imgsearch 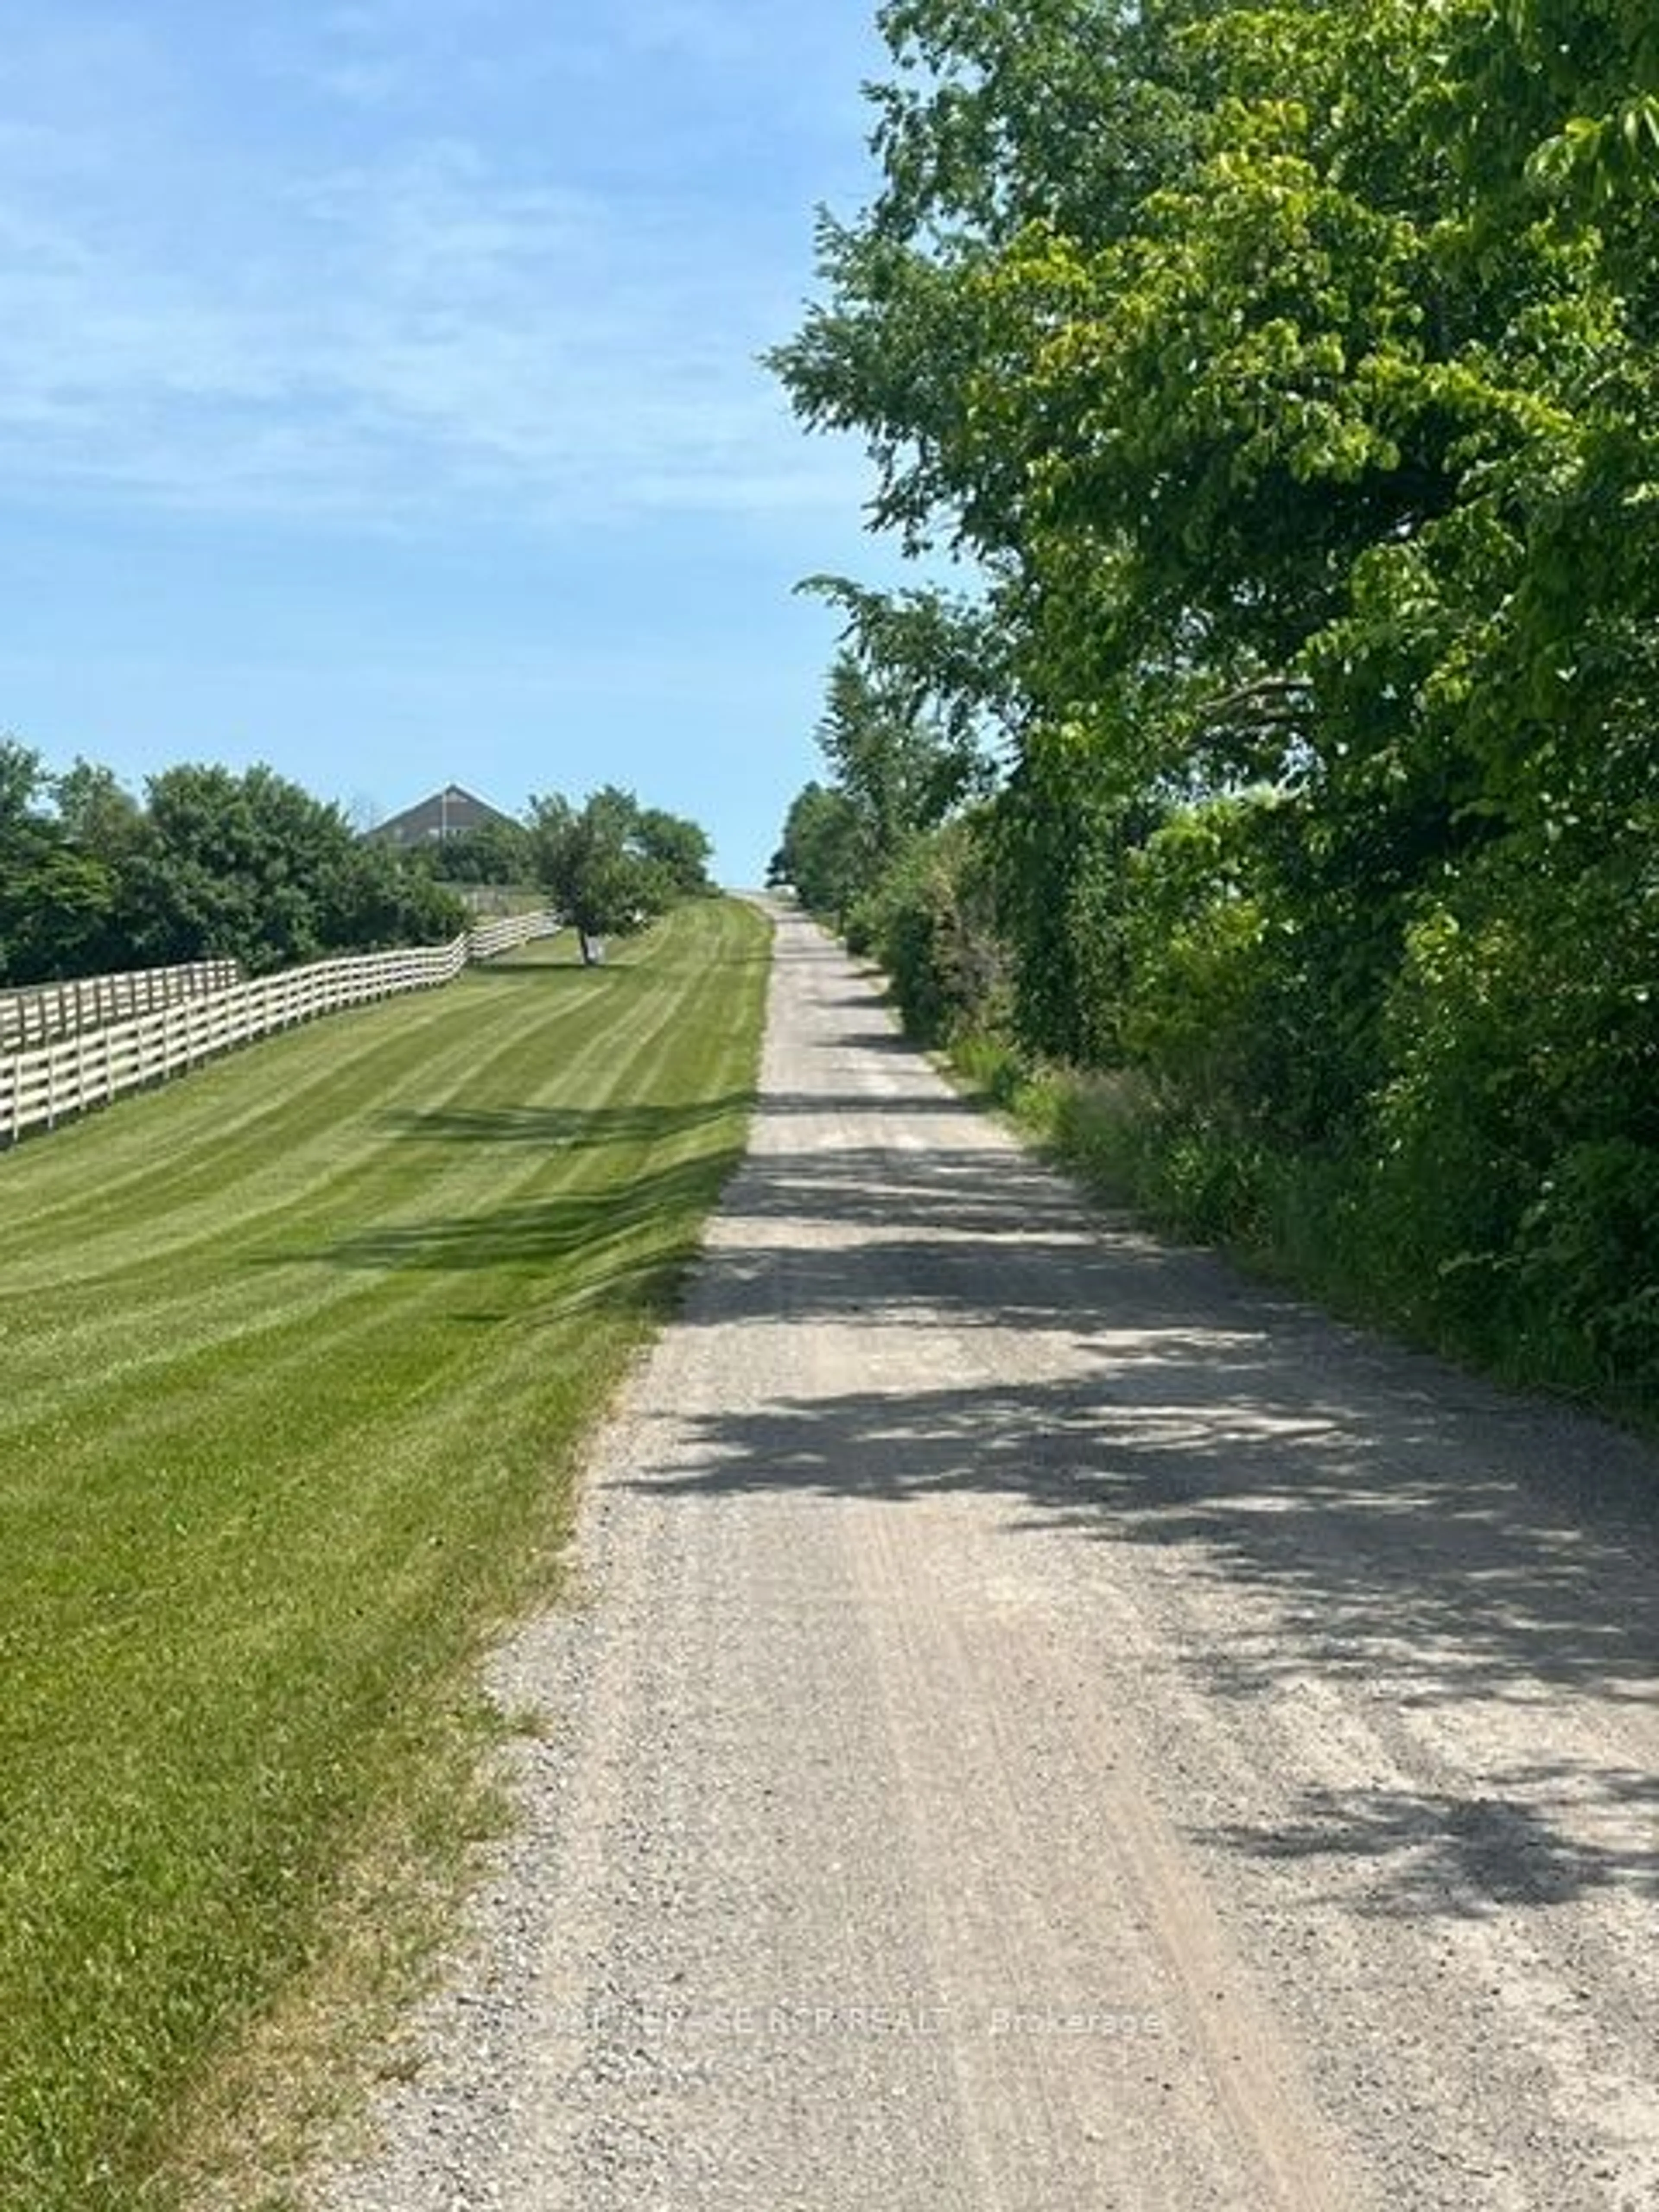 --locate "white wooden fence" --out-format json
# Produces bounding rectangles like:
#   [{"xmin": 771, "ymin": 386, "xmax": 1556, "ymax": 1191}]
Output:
[
  {"xmin": 0, "ymin": 911, "xmax": 562, "ymax": 1147},
  {"xmin": 463, "ymin": 910, "xmax": 562, "ymax": 963},
  {"xmin": 0, "ymin": 959, "xmax": 239, "ymax": 1053}
]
